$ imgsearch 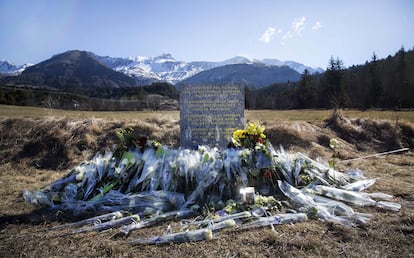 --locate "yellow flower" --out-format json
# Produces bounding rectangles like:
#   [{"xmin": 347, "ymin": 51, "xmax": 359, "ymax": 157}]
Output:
[
  {"xmin": 245, "ymin": 121, "xmax": 265, "ymax": 136},
  {"xmin": 246, "ymin": 126, "xmax": 252, "ymax": 134},
  {"xmin": 233, "ymin": 129, "xmax": 246, "ymax": 140},
  {"xmin": 257, "ymin": 125, "xmax": 265, "ymax": 135},
  {"xmin": 232, "ymin": 121, "xmax": 268, "ymax": 148}
]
